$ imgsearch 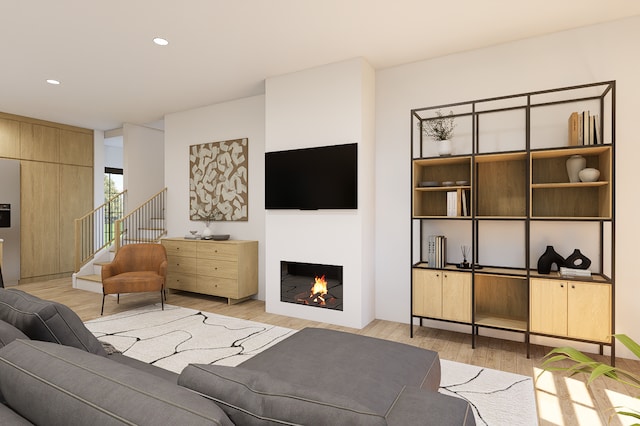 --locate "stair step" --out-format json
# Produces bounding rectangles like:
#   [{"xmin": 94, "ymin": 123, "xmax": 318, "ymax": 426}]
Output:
[
  {"xmin": 79, "ymin": 274, "xmax": 102, "ymax": 283},
  {"xmin": 74, "ymin": 274, "xmax": 103, "ymax": 294}
]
